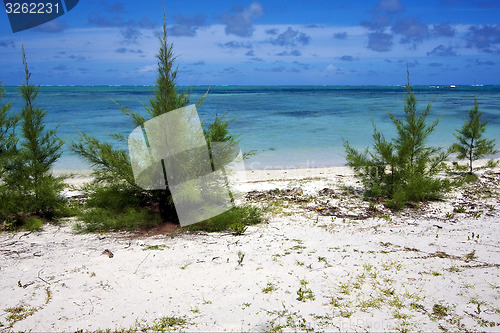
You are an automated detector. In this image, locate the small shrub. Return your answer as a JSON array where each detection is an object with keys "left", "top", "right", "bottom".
[
  {"left": 452, "top": 96, "right": 497, "bottom": 174},
  {"left": 297, "top": 279, "right": 315, "bottom": 302},
  {"left": 464, "top": 173, "right": 478, "bottom": 183},
  {"left": 343, "top": 67, "right": 448, "bottom": 209},
  {"left": 432, "top": 303, "right": 449, "bottom": 318},
  {"left": 147, "top": 316, "right": 188, "bottom": 331},
  {"left": 23, "top": 217, "right": 43, "bottom": 231},
  {"left": 262, "top": 282, "right": 277, "bottom": 294},
  {"left": 5, "top": 304, "right": 37, "bottom": 326},
  {"left": 230, "top": 222, "right": 248, "bottom": 235}
]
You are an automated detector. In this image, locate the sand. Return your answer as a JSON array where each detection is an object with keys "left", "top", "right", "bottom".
[{"left": 1, "top": 161, "right": 500, "bottom": 332}]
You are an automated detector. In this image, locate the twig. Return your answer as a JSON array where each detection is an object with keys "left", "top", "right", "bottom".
[
  {"left": 19, "top": 231, "right": 32, "bottom": 239},
  {"left": 37, "top": 269, "right": 51, "bottom": 285},
  {"left": 88, "top": 298, "right": 94, "bottom": 315},
  {"left": 134, "top": 252, "right": 151, "bottom": 274}
]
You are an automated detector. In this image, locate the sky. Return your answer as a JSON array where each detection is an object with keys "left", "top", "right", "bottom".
[{"left": 0, "top": 0, "right": 500, "bottom": 85}]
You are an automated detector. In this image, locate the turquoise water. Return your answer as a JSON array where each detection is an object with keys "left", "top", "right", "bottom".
[{"left": 3, "top": 85, "right": 500, "bottom": 170}]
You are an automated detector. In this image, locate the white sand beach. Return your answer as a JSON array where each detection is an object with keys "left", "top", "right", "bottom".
[{"left": 1, "top": 161, "right": 500, "bottom": 332}]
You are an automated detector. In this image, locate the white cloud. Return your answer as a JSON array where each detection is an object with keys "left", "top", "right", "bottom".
[{"left": 135, "top": 64, "right": 156, "bottom": 73}]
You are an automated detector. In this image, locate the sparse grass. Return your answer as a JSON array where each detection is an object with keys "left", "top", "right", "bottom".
[
  {"left": 381, "top": 260, "right": 402, "bottom": 271},
  {"left": 264, "top": 306, "right": 315, "bottom": 333},
  {"left": 469, "top": 211, "right": 482, "bottom": 219},
  {"left": 23, "top": 217, "right": 44, "bottom": 231},
  {"left": 380, "top": 286, "right": 395, "bottom": 296},
  {"left": 465, "top": 250, "right": 477, "bottom": 261},
  {"left": 389, "top": 295, "right": 404, "bottom": 309},
  {"left": 354, "top": 273, "right": 366, "bottom": 289},
  {"left": 358, "top": 297, "right": 383, "bottom": 311},
  {"left": 146, "top": 316, "right": 188, "bottom": 331},
  {"left": 432, "top": 303, "right": 449, "bottom": 319},
  {"left": 237, "top": 250, "right": 245, "bottom": 266},
  {"left": 296, "top": 279, "right": 315, "bottom": 302},
  {"left": 363, "top": 263, "right": 373, "bottom": 271},
  {"left": 447, "top": 266, "right": 462, "bottom": 273},
  {"left": 262, "top": 282, "right": 277, "bottom": 294},
  {"left": 462, "top": 282, "right": 475, "bottom": 289},
  {"left": 5, "top": 304, "right": 38, "bottom": 327},
  {"left": 393, "top": 309, "right": 411, "bottom": 320},
  {"left": 470, "top": 298, "right": 486, "bottom": 314},
  {"left": 229, "top": 222, "right": 248, "bottom": 235},
  {"left": 143, "top": 245, "right": 167, "bottom": 251},
  {"left": 330, "top": 296, "right": 343, "bottom": 308},
  {"left": 410, "top": 302, "right": 425, "bottom": 311},
  {"left": 339, "top": 308, "right": 354, "bottom": 318},
  {"left": 489, "top": 283, "right": 500, "bottom": 290},
  {"left": 339, "top": 282, "right": 351, "bottom": 295}
]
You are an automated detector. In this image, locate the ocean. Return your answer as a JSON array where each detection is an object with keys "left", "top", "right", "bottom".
[{"left": 3, "top": 85, "right": 500, "bottom": 170}]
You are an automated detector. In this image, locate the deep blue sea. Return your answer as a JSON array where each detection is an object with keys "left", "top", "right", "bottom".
[{"left": 3, "top": 85, "right": 500, "bottom": 170}]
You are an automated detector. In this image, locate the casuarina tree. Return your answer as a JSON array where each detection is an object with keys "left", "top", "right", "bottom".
[{"left": 452, "top": 96, "right": 497, "bottom": 174}]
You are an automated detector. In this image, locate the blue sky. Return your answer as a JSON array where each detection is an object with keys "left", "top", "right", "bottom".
[{"left": 1, "top": 0, "right": 500, "bottom": 85}]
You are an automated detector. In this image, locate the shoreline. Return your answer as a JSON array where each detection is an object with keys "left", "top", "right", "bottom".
[{"left": 53, "top": 157, "right": 499, "bottom": 186}]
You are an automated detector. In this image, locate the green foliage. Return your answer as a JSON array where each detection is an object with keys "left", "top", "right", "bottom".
[
  {"left": 262, "top": 282, "right": 277, "bottom": 293},
  {"left": 230, "top": 222, "right": 248, "bottom": 235},
  {"left": 23, "top": 217, "right": 43, "bottom": 231},
  {"left": 344, "top": 67, "right": 448, "bottom": 209},
  {"left": 74, "top": 184, "right": 161, "bottom": 232},
  {"left": 0, "top": 82, "right": 18, "bottom": 178},
  {"left": 0, "top": 46, "right": 66, "bottom": 228},
  {"left": 432, "top": 303, "right": 449, "bottom": 318},
  {"left": 185, "top": 205, "right": 262, "bottom": 232},
  {"left": 76, "top": 207, "right": 160, "bottom": 233},
  {"left": 452, "top": 96, "right": 497, "bottom": 174},
  {"left": 486, "top": 159, "right": 499, "bottom": 169}
]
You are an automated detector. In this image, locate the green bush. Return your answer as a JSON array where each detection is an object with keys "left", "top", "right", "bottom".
[
  {"left": 185, "top": 205, "right": 262, "bottom": 233},
  {"left": 76, "top": 207, "right": 160, "bottom": 233},
  {"left": 343, "top": 67, "right": 449, "bottom": 209}
]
